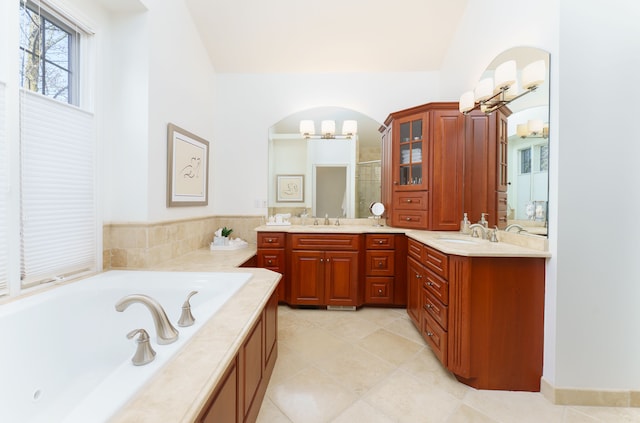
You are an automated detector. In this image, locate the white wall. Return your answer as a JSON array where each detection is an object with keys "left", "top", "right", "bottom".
[
  {"left": 554, "top": 1, "right": 640, "bottom": 389},
  {"left": 442, "top": 0, "right": 640, "bottom": 392},
  {"left": 212, "top": 72, "right": 440, "bottom": 215}
]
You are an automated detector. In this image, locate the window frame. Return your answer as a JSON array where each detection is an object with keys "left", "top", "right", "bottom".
[{"left": 19, "top": 0, "right": 80, "bottom": 106}]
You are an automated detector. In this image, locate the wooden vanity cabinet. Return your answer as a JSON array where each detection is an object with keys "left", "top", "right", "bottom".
[
  {"left": 382, "top": 102, "right": 464, "bottom": 231},
  {"left": 407, "top": 237, "right": 545, "bottom": 392},
  {"left": 463, "top": 108, "right": 511, "bottom": 229},
  {"left": 257, "top": 232, "right": 286, "bottom": 301},
  {"left": 288, "top": 233, "right": 362, "bottom": 307},
  {"left": 364, "top": 233, "right": 407, "bottom": 306},
  {"left": 197, "top": 289, "right": 278, "bottom": 423}
]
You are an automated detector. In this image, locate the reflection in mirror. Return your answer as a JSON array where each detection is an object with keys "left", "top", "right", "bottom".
[
  {"left": 268, "top": 107, "right": 383, "bottom": 219},
  {"left": 483, "top": 47, "right": 550, "bottom": 236}
]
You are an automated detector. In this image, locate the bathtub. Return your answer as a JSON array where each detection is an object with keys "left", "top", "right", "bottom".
[{"left": 0, "top": 270, "right": 252, "bottom": 423}]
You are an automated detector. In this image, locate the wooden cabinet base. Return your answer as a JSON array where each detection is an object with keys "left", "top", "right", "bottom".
[{"left": 197, "top": 290, "right": 278, "bottom": 423}]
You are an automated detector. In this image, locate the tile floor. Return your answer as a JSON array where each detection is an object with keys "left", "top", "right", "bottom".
[{"left": 256, "top": 306, "right": 640, "bottom": 423}]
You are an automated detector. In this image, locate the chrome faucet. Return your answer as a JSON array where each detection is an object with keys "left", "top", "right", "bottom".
[
  {"left": 335, "top": 217, "right": 340, "bottom": 226},
  {"left": 505, "top": 223, "right": 526, "bottom": 233},
  {"left": 115, "top": 294, "right": 179, "bottom": 345},
  {"left": 468, "top": 223, "right": 488, "bottom": 239},
  {"left": 324, "top": 214, "right": 330, "bottom": 225}
]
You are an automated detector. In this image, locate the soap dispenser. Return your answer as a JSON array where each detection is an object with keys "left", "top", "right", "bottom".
[
  {"left": 460, "top": 213, "right": 471, "bottom": 234},
  {"left": 478, "top": 213, "right": 489, "bottom": 228}
]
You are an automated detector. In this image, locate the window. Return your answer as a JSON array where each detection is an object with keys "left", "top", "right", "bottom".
[
  {"left": 520, "top": 147, "right": 531, "bottom": 175},
  {"left": 10, "top": 1, "right": 96, "bottom": 293},
  {"left": 538, "top": 144, "right": 549, "bottom": 172},
  {"left": 19, "top": 0, "right": 79, "bottom": 105}
]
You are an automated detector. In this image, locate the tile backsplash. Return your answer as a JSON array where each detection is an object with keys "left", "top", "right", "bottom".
[{"left": 103, "top": 215, "right": 262, "bottom": 270}]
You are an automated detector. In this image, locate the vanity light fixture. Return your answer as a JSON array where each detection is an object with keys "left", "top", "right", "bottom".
[
  {"left": 516, "top": 119, "right": 549, "bottom": 138},
  {"left": 299, "top": 119, "right": 358, "bottom": 139},
  {"left": 459, "top": 59, "right": 546, "bottom": 115}
]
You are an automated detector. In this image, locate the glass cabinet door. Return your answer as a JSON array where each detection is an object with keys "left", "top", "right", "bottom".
[{"left": 396, "top": 115, "right": 426, "bottom": 189}]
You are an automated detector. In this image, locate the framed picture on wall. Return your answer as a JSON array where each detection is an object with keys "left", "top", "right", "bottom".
[
  {"left": 167, "top": 123, "right": 209, "bottom": 207},
  {"left": 276, "top": 174, "right": 304, "bottom": 202}
]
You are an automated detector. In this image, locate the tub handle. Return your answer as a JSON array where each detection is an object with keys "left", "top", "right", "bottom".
[
  {"left": 126, "top": 328, "right": 156, "bottom": 366},
  {"left": 178, "top": 291, "right": 199, "bottom": 327}
]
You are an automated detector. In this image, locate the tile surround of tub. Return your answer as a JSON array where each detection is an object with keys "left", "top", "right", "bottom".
[{"left": 103, "top": 215, "right": 262, "bottom": 270}]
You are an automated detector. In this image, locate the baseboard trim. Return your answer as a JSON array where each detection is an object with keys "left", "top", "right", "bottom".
[{"left": 541, "top": 378, "right": 640, "bottom": 407}]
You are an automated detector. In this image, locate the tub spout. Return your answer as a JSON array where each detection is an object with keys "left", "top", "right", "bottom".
[{"left": 115, "top": 294, "right": 179, "bottom": 345}]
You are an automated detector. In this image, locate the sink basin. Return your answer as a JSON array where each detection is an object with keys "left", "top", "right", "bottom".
[{"left": 436, "top": 237, "right": 478, "bottom": 245}]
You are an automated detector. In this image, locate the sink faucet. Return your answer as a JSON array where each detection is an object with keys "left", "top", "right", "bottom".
[
  {"left": 115, "top": 294, "right": 179, "bottom": 345},
  {"left": 505, "top": 223, "right": 526, "bottom": 233},
  {"left": 468, "top": 223, "right": 488, "bottom": 240},
  {"left": 324, "top": 213, "right": 330, "bottom": 225}
]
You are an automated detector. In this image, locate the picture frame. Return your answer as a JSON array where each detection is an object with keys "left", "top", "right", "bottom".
[
  {"left": 167, "top": 123, "right": 209, "bottom": 207},
  {"left": 276, "top": 174, "right": 304, "bottom": 202}
]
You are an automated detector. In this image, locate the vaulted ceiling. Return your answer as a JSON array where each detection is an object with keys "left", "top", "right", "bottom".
[{"left": 185, "top": 0, "right": 469, "bottom": 73}]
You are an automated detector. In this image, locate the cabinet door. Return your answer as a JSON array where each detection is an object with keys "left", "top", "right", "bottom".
[
  {"left": 430, "top": 109, "right": 464, "bottom": 230},
  {"left": 407, "top": 257, "right": 424, "bottom": 329},
  {"left": 393, "top": 113, "right": 428, "bottom": 190},
  {"left": 290, "top": 251, "right": 324, "bottom": 305},
  {"left": 200, "top": 358, "right": 239, "bottom": 423},
  {"left": 325, "top": 251, "right": 359, "bottom": 306}
]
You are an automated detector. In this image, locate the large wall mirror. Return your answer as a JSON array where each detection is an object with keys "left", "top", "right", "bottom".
[
  {"left": 268, "top": 107, "right": 383, "bottom": 219},
  {"left": 483, "top": 47, "right": 550, "bottom": 236}
]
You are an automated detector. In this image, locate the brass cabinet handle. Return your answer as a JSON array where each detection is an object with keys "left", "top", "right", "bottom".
[
  {"left": 267, "top": 238, "right": 273, "bottom": 243},
  {"left": 406, "top": 199, "right": 412, "bottom": 203},
  {"left": 426, "top": 332, "right": 434, "bottom": 337},
  {"left": 427, "top": 281, "right": 434, "bottom": 286},
  {"left": 378, "top": 289, "right": 383, "bottom": 294},
  {"left": 267, "top": 260, "right": 272, "bottom": 265},
  {"left": 378, "top": 240, "right": 383, "bottom": 244},
  {"left": 378, "top": 262, "right": 383, "bottom": 268},
  {"left": 416, "top": 273, "right": 422, "bottom": 278},
  {"left": 406, "top": 217, "right": 412, "bottom": 221}
]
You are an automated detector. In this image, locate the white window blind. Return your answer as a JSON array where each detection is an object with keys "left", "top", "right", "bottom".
[
  {"left": 20, "top": 89, "right": 95, "bottom": 287},
  {"left": 0, "top": 82, "right": 8, "bottom": 295}
]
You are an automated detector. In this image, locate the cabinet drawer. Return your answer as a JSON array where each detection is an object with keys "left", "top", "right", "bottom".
[
  {"left": 365, "top": 234, "right": 395, "bottom": 249},
  {"left": 365, "top": 277, "right": 394, "bottom": 304},
  {"left": 258, "top": 232, "right": 285, "bottom": 248},
  {"left": 392, "top": 210, "right": 428, "bottom": 228},
  {"left": 365, "top": 251, "right": 395, "bottom": 276},
  {"left": 257, "top": 249, "right": 285, "bottom": 272},
  {"left": 423, "top": 287, "right": 448, "bottom": 329},
  {"left": 290, "top": 234, "right": 360, "bottom": 250},
  {"left": 407, "top": 238, "right": 423, "bottom": 261},
  {"left": 393, "top": 191, "right": 428, "bottom": 210},
  {"left": 423, "top": 267, "right": 448, "bottom": 305},
  {"left": 424, "top": 245, "right": 448, "bottom": 279},
  {"left": 422, "top": 312, "right": 448, "bottom": 366}
]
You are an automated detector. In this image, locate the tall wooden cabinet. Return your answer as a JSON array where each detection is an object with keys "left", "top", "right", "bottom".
[
  {"left": 381, "top": 102, "right": 464, "bottom": 231},
  {"left": 463, "top": 108, "right": 511, "bottom": 229}
]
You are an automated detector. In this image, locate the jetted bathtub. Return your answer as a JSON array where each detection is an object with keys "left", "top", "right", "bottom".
[{"left": 0, "top": 270, "right": 252, "bottom": 423}]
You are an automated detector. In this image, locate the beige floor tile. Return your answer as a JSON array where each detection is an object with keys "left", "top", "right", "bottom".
[
  {"left": 267, "top": 343, "right": 310, "bottom": 387},
  {"left": 314, "top": 343, "right": 397, "bottom": 396},
  {"left": 255, "top": 397, "right": 293, "bottom": 423},
  {"left": 356, "top": 328, "right": 424, "bottom": 366},
  {"left": 268, "top": 366, "right": 358, "bottom": 423},
  {"left": 260, "top": 307, "right": 640, "bottom": 423},
  {"left": 463, "top": 389, "right": 565, "bottom": 423},
  {"left": 383, "top": 313, "right": 428, "bottom": 345},
  {"left": 364, "top": 368, "right": 461, "bottom": 422},
  {"left": 567, "top": 405, "right": 640, "bottom": 422},
  {"left": 279, "top": 325, "right": 350, "bottom": 363},
  {"left": 315, "top": 311, "right": 382, "bottom": 342},
  {"left": 331, "top": 399, "right": 396, "bottom": 423},
  {"left": 445, "top": 404, "right": 499, "bottom": 423}
]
